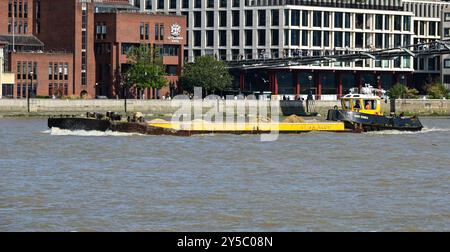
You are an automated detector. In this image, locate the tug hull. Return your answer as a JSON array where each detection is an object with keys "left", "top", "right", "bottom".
[{"left": 327, "top": 109, "right": 423, "bottom": 132}]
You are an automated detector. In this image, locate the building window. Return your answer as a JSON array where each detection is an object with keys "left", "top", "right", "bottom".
[
  {"left": 145, "top": 24, "right": 149, "bottom": 40},
  {"left": 159, "top": 24, "right": 164, "bottom": 40},
  {"left": 429, "top": 22, "right": 436, "bottom": 36},
  {"left": 291, "top": 30, "right": 299, "bottom": 46},
  {"left": 232, "top": 30, "right": 239, "bottom": 46},
  {"left": 271, "top": 29, "right": 279, "bottom": 46},
  {"left": 302, "top": 30, "right": 308, "bottom": 46},
  {"left": 444, "top": 59, "right": 450, "bottom": 69},
  {"left": 146, "top": 0, "right": 152, "bottom": 9},
  {"left": 53, "top": 63, "right": 58, "bottom": 80},
  {"left": 445, "top": 13, "right": 450, "bottom": 22},
  {"left": 444, "top": 28, "right": 450, "bottom": 38},
  {"left": 82, "top": 72, "right": 87, "bottom": 86},
  {"left": 219, "top": 11, "right": 227, "bottom": 27},
  {"left": 232, "top": 10, "right": 239, "bottom": 27},
  {"left": 291, "top": 10, "right": 300, "bottom": 26},
  {"left": 313, "top": 11, "right": 321, "bottom": 27},
  {"left": 312, "top": 31, "right": 321, "bottom": 47},
  {"left": 64, "top": 63, "right": 69, "bottom": 80},
  {"left": 335, "top": 12, "right": 343, "bottom": 28},
  {"left": 170, "top": 0, "right": 177, "bottom": 9},
  {"left": 245, "top": 10, "right": 253, "bottom": 27},
  {"left": 157, "top": 0, "right": 164, "bottom": 9},
  {"left": 394, "top": 15, "right": 401, "bottom": 31},
  {"left": 375, "top": 15, "right": 382, "bottom": 30},
  {"left": 48, "top": 63, "right": 52, "bottom": 80},
  {"left": 182, "top": 0, "right": 189, "bottom": 9},
  {"left": 166, "top": 65, "right": 178, "bottom": 76},
  {"left": 302, "top": 10, "right": 308, "bottom": 27},
  {"left": 271, "top": 10, "right": 279, "bottom": 26},
  {"left": 207, "top": 11, "right": 214, "bottom": 27},
  {"left": 17, "top": 62, "right": 21, "bottom": 80},
  {"left": 162, "top": 45, "right": 179, "bottom": 56},
  {"left": 258, "top": 10, "right": 266, "bottom": 26},
  {"left": 194, "top": 11, "right": 201, "bottom": 27},
  {"left": 245, "top": 30, "right": 252, "bottom": 46},
  {"left": 323, "top": 31, "right": 330, "bottom": 47},
  {"left": 59, "top": 63, "right": 63, "bottom": 80},
  {"left": 155, "top": 23, "right": 159, "bottom": 40},
  {"left": 140, "top": 23, "right": 144, "bottom": 40},
  {"left": 207, "top": 30, "right": 214, "bottom": 47},
  {"left": 194, "top": 31, "right": 201, "bottom": 47},
  {"left": 219, "top": 30, "right": 226, "bottom": 46}
]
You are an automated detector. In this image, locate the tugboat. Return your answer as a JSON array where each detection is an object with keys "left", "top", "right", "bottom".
[{"left": 327, "top": 84, "right": 423, "bottom": 132}]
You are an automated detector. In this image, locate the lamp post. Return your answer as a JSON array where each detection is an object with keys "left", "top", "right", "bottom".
[
  {"left": 28, "top": 71, "right": 33, "bottom": 113},
  {"left": 307, "top": 75, "right": 313, "bottom": 113},
  {"left": 377, "top": 75, "right": 381, "bottom": 96},
  {"left": 120, "top": 73, "right": 127, "bottom": 114},
  {"left": 401, "top": 75, "right": 406, "bottom": 100}
]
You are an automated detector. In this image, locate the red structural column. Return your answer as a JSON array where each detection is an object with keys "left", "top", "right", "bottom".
[
  {"left": 315, "top": 72, "right": 322, "bottom": 100},
  {"left": 294, "top": 71, "right": 300, "bottom": 96},
  {"left": 336, "top": 72, "right": 342, "bottom": 99},
  {"left": 239, "top": 72, "right": 245, "bottom": 91},
  {"left": 274, "top": 72, "right": 279, "bottom": 95}
]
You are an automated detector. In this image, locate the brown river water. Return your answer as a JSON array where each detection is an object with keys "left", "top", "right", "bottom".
[{"left": 0, "top": 118, "right": 449, "bottom": 231}]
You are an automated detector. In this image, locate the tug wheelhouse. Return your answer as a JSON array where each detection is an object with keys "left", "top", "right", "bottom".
[{"left": 340, "top": 94, "right": 382, "bottom": 116}]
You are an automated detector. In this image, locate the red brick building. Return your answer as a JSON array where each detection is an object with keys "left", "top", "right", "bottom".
[
  {"left": 10, "top": 51, "right": 73, "bottom": 98},
  {"left": 0, "top": 0, "right": 34, "bottom": 35},
  {"left": 94, "top": 12, "right": 186, "bottom": 99},
  {"left": 36, "top": 0, "right": 96, "bottom": 98},
  {"left": 0, "top": 0, "right": 186, "bottom": 99}
]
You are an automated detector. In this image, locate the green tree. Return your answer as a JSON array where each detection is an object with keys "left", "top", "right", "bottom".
[
  {"left": 180, "top": 56, "right": 233, "bottom": 95},
  {"left": 426, "top": 83, "right": 449, "bottom": 99},
  {"left": 388, "top": 83, "right": 419, "bottom": 99},
  {"left": 124, "top": 45, "right": 167, "bottom": 98}
]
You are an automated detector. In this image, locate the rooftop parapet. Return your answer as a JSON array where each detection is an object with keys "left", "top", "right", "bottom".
[{"left": 248, "top": 0, "right": 404, "bottom": 11}]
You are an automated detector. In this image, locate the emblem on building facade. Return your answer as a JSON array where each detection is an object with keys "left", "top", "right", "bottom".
[{"left": 171, "top": 23, "right": 182, "bottom": 38}]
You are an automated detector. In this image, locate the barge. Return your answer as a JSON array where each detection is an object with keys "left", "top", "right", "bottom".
[{"left": 48, "top": 112, "right": 348, "bottom": 136}]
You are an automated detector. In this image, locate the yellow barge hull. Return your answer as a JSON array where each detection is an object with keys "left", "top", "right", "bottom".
[{"left": 147, "top": 121, "right": 347, "bottom": 134}]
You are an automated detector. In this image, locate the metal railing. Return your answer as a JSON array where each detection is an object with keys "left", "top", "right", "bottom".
[{"left": 224, "top": 40, "right": 450, "bottom": 69}]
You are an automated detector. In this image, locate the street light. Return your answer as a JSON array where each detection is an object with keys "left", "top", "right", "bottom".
[
  {"left": 120, "top": 72, "right": 128, "bottom": 113},
  {"left": 401, "top": 75, "right": 406, "bottom": 100},
  {"left": 377, "top": 76, "right": 382, "bottom": 97},
  {"left": 28, "top": 71, "right": 33, "bottom": 113},
  {"left": 307, "top": 75, "right": 313, "bottom": 113},
  {"left": 307, "top": 75, "right": 313, "bottom": 100}
]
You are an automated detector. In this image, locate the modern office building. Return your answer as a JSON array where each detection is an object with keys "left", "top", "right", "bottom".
[
  {"left": 440, "top": 5, "right": 450, "bottom": 90},
  {"left": 129, "top": 0, "right": 450, "bottom": 99}
]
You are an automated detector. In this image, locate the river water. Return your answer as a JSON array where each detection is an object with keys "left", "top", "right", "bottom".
[{"left": 0, "top": 118, "right": 449, "bottom": 231}]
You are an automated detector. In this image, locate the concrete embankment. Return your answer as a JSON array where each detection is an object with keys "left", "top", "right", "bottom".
[
  {"left": 394, "top": 99, "right": 450, "bottom": 116},
  {"left": 0, "top": 98, "right": 448, "bottom": 117}
]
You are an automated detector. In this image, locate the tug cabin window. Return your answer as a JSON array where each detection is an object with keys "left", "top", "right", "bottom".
[
  {"left": 363, "top": 100, "right": 377, "bottom": 110},
  {"left": 342, "top": 99, "right": 351, "bottom": 109}
]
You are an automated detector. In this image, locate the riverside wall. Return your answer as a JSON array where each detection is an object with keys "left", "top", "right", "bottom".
[{"left": 0, "top": 99, "right": 448, "bottom": 117}]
